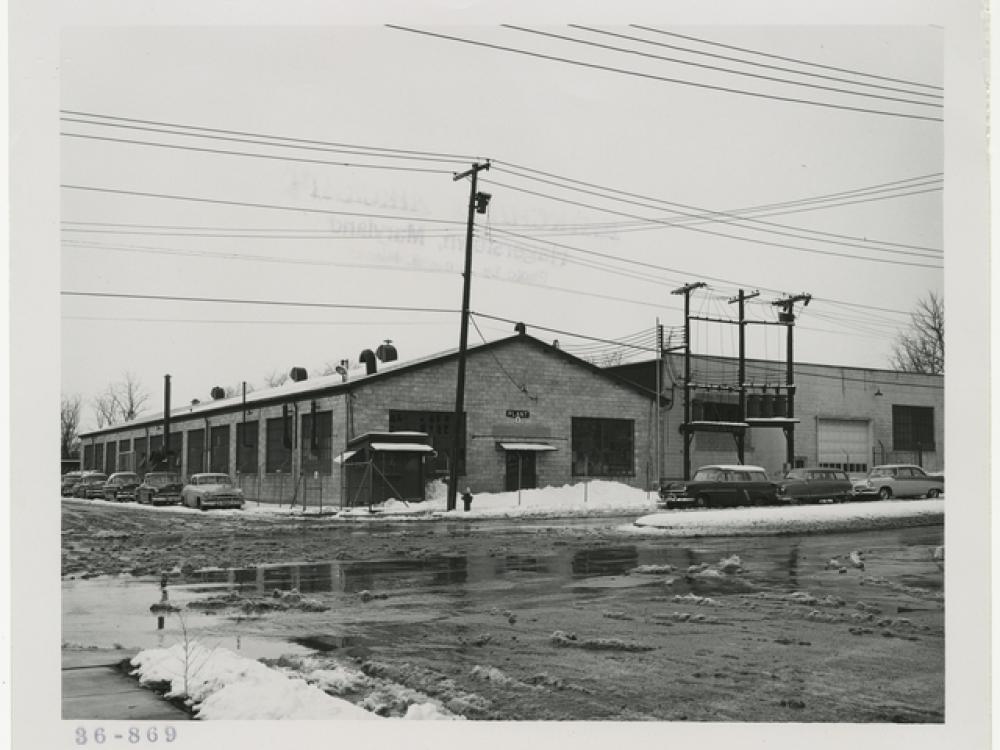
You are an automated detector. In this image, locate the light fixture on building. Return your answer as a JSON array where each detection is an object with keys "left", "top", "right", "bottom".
[{"left": 874, "top": 387, "right": 884, "bottom": 397}]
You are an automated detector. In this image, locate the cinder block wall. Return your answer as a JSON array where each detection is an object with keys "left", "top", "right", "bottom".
[{"left": 350, "top": 337, "right": 656, "bottom": 494}]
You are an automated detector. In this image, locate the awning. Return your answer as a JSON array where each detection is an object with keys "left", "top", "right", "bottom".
[
  {"left": 333, "top": 450, "right": 358, "bottom": 464},
  {"left": 498, "top": 442, "right": 557, "bottom": 452},
  {"left": 369, "top": 442, "right": 436, "bottom": 453}
]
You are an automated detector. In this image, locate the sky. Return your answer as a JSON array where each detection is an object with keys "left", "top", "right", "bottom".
[{"left": 59, "top": 24, "right": 944, "bottom": 432}]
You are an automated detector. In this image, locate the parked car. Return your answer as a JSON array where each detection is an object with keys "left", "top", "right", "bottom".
[
  {"left": 776, "top": 468, "right": 854, "bottom": 504},
  {"left": 135, "top": 472, "right": 184, "bottom": 506},
  {"left": 181, "top": 473, "right": 245, "bottom": 511},
  {"left": 72, "top": 472, "right": 108, "bottom": 499},
  {"left": 61, "top": 471, "right": 85, "bottom": 497},
  {"left": 658, "top": 465, "right": 778, "bottom": 509},
  {"left": 853, "top": 464, "right": 944, "bottom": 500},
  {"left": 102, "top": 472, "right": 141, "bottom": 502}
]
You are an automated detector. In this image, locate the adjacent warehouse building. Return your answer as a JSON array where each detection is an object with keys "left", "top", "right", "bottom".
[{"left": 76, "top": 328, "right": 944, "bottom": 506}]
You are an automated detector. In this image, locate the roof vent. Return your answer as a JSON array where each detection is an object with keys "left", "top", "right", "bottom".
[
  {"left": 514, "top": 322, "right": 526, "bottom": 334},
  {"left": 335, "top": 359, "right": 349, "bottom": 382},
  {"left": 210, "top": 386, "right": 226, "bottom": 400},
  {"left": 359, "top": 349, "right": 377, "bottom": 375},
  {"left": 376, "top": 340, "right": 397, "bottom": 362},
  {"left": 289, "top": 367, "right": 308, "bottom": 382},
  {"left": 191, "top": 398, "right": 201, "bottom": 406}
]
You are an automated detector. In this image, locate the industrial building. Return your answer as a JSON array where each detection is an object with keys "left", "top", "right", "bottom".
[{"left": 76, "top": 328, "right": 944, "bottom": 506}]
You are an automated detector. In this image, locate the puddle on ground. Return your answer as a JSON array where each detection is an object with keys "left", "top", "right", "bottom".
[{"left": 64, "top": 524, "right": 942, "bottom": 660}]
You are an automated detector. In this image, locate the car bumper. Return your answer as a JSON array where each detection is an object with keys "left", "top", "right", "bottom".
[
  {"left": 150, "top": 494, "right": 182, "bottom": 505},
  {"left": 199, "top": 497, "right": 244, "bottom": 509},
  {"left": 657, "top": 495, "right": 696, "bottom": 509}
]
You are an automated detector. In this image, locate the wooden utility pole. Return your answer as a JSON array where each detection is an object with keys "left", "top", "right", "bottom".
[
  {"left": 728, "top": 289, "right": 759, "bottom": 464},
  {"left": 671, "top": 281, "right": 706, "bottom": 480},
  {"left": 772, "top": 293, "right": 811, "bottom": 470},
  {"left": 447, "top": 161, "right": 491, "bottom": 512}
]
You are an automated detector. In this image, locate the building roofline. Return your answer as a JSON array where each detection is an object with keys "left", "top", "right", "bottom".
[{"left": 79, "top": 333, "right": 663, "bottom": 439}]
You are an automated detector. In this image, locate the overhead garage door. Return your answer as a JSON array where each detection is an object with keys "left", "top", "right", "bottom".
[{"left": 817, "top": 419, "right": 870, "bottom": 473}]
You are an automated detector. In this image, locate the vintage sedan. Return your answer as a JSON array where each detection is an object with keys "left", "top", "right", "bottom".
[
  {"left": 658, "top": 465, "right": 778, "bottom": 509},
  {"left": 61, "top": 471, "right": 85, "bottom": 497},
  {"left": 854, "top": 464, "right": 944, "bottom": 500},
  {"left": 135, "top": 472, "right": 184, "bottom": 506},
  {"left": 72, "top": 472, "right": 108, "bottom": 499},
  {"left": 776, "top": 468, "right": 854, "bottom": 504},
  {"left": 103, "top": 472, "right": 142, "bottom": 502},
  {"left": 181, "top": 473, "right": 245, "bottom": 511}
]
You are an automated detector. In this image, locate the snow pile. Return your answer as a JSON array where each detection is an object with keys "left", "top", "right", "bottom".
[
  {"left": 427, "top": 480, "right": 655, "bottom": 518},
  {"left": 131, "top": 641, "right": 375, "bottom": 720},
  {"left": 632, "top": 498, "right": 944, "bottom": 536}
]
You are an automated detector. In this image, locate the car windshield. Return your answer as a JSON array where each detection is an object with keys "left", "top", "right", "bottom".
[
  {"left": 198, "top": 475, "right": 232, "bottom": 485},
  {"left": 86, "top": 475, "right": 107, "bottom": 483},
  {"left": 147, "top": 474, "right": 180, "bottom": 487},
  {"left": 785, "top": 470, "right": 805, "bottom": 480}
]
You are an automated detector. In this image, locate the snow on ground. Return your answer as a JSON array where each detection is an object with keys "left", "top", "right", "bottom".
[
  {"left": 67, "top": 484, "right": 945, "bottom": 533},
  {"left": 630, "top": 498, "right": 944, "bottom": 536},
  {"left": 130, "top": 641, "right": 455, "bottom": 719}
]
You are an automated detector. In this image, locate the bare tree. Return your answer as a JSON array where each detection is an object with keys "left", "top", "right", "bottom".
[
  {"left": 262, "top": 370, "right": 289, "bottom": 388},
  {"left": 223, "top": 383, "right": 255, "bottom": 398},
  {"left": 92, "top": 372, "right": 151, "bottom": 427},
  {"left": 890, "top": 292, "right": 944, "bottom": 375},
  {"left": 61, "top": 393, "right": 82, "bottom": 458}
]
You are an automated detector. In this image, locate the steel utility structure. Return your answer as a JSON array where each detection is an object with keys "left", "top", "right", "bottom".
[{"left": 671, "top": 283, "right": 811, "bottom": 481}]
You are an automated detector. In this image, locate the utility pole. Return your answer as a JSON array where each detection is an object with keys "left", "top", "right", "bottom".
[
  {"left": 655, "top": 320, "right": 662, "bottom": 487},
  {"left": 671, "top": 281, "right": 706, "bottom": 480},
  {"left": 727, "top": 289, "right": 759, "bottom": 464},
  {"left": 447, "top": 161, "right": 491, "bottom": 512},
  {"left": 772, "top": 293, "right": 811, "bottom": 470}
]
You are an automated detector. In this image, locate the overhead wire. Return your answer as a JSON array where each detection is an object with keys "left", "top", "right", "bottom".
[
  {"left": 630, "top": 26, "right": 943, "bottom": 91},
  {"left": 502, "top": 25, "right": 941, "bottom": 109},
  {"left": 386, "top": 25, "right": 943, "bottom": 122},
  {"left": 570, "top": 25, "right": 942, "bottom": 99}
]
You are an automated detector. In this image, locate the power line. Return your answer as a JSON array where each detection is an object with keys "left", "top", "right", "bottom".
[
  {"left": 60, "top": 290, "right": 460, "bottom": 314},
  {"left": 570, "top": 25, "right": 943, "bottom": 99},
  {"left": 61, "top": 110, "right": 483, "bottom": 163},
  {"left": 61, "top": 184, "right": 466, "bottom": 226},
  {"left": 63, "top": 315, "right": 448, "bottom": 326},
  {"left": 494, "top": 162, "right": 943, "bottom": 253},
  {"left": 485, "top": 179, "right": 943, "bottom": 269},
  {"left": 61, "top": 132, "right": 458, "bottom": 175},
  {"left": 470, "top": 312, "right": 657, "bottom": 352},
  {"left": 386, "top": 25, "right": 943, "bottom": 122},
  {"left": 502, "top": 25, "right": 941, "bottom": 109},
  {"left": 631, "top": 26, "right": 943, "bottom": 91},
  {"left": 489, "top": 167, "right": 942, "bottom": 260}
]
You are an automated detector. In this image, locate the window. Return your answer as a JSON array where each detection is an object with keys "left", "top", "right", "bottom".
[
  {"left": 571, "top": 417, "right": 634, "bottom": 477},
  {"left": 388, "top": 410, "right": 465, "bottom": 475},
  {"left": 266, "top": 417, "right": 292, "bottom": 473},
  {"left": 892, "top": 405, "right": 935, "bottom": 451},
  {"left": 210, "top": 425, "right": 230, "bottom": 474},
  {"left": 301, "top": 411, "right": 333, "bottom": 476},
  {"left": 134, "top": 437, "right": 147, "bottom": 471},
  {"left": 83, "top": 444, "right": 94, "bottom": 470},
  {"left": 94, "top": 443, "right": 104, "bottom": 473},
  {"left": 236, "top": 421, "right": 258, "bottom": 474},
  {"left": 187, "top": 429, "right": 205, "bottom": 475}
]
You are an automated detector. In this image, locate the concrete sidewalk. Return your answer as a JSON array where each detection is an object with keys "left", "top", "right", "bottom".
[{"left": 62, "top": 649, "right": 191, "bottom": 721}]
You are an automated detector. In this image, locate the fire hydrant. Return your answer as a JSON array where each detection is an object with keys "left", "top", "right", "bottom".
[{"left": 461, "top": 487, "right": 473, "bottom": 512}]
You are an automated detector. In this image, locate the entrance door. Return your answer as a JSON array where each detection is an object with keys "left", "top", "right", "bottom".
[{"left": 504, "top": 452, "right": 537, "bottom": 491}]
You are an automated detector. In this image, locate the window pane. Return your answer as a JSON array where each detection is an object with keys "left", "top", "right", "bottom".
[
  {"left": 266, "top": 417, "right": 292, "bottom": 473},
  {"left": 571, "top": 417, "right": 634, "bottom": 476},
  {"left": 301, "top": 411, "right": 333, "bottom": 476},
  {"left": 388, "top": 410, "right": 464, "bottom": 475},
  {"left": 236, "top": 421, "right": 259, "bottom": 474},
  {"left": 892, "top": 405, "right": 935, "bottom": 451}
]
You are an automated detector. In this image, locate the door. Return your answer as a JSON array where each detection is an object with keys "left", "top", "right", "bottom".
[
  {"left": 817, "top": 419, "right": 870, "bottom": 472},
  {"left": 504, "top": 452, "right": 537, "bottom": 491}
]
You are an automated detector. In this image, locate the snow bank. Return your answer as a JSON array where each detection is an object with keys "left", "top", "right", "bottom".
[
  {"left": 632, "top": 499, "right": 944, "bottom": 536},
  {"left": 427, "top": 480, "right": 655, "bottom": 519},
  {"left": 131, "top": 641, "right": 375, "bottom": 720}
]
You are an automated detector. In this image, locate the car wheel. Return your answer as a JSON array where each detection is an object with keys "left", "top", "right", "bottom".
[
  {"left": 197, "top": 497, "right": 204, "bottom": 511},
  {"left": 927, "top": 488, "right": 940, "bottom": 499},
  {"left": 878, "top": 486, "right": 892, "bottom": 500},
  {"left": 695, "top": 494, "right": 708, "bottom": 509}
]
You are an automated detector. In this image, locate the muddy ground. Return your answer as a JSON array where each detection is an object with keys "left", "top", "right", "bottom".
[{"left": 62, "top": 500, "right": 944, "bottom": 722}]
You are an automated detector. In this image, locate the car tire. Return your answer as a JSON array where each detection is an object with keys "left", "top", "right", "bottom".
[
  {"left": 878, "top": 486, "right": 892, "bottom": 500},
  {"left": 695, "top": 494, "right": 708, "bottom": 509},
  {"left": 927, "top": 488, "right": 940, "bottom": 499},
  {"left": 197, "top": 497, "right": 204, "bottom": 511}
]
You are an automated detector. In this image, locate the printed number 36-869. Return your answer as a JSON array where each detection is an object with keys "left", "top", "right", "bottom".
[{"left": 75, "top": 727, "right": 178, "bottom": 744}]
